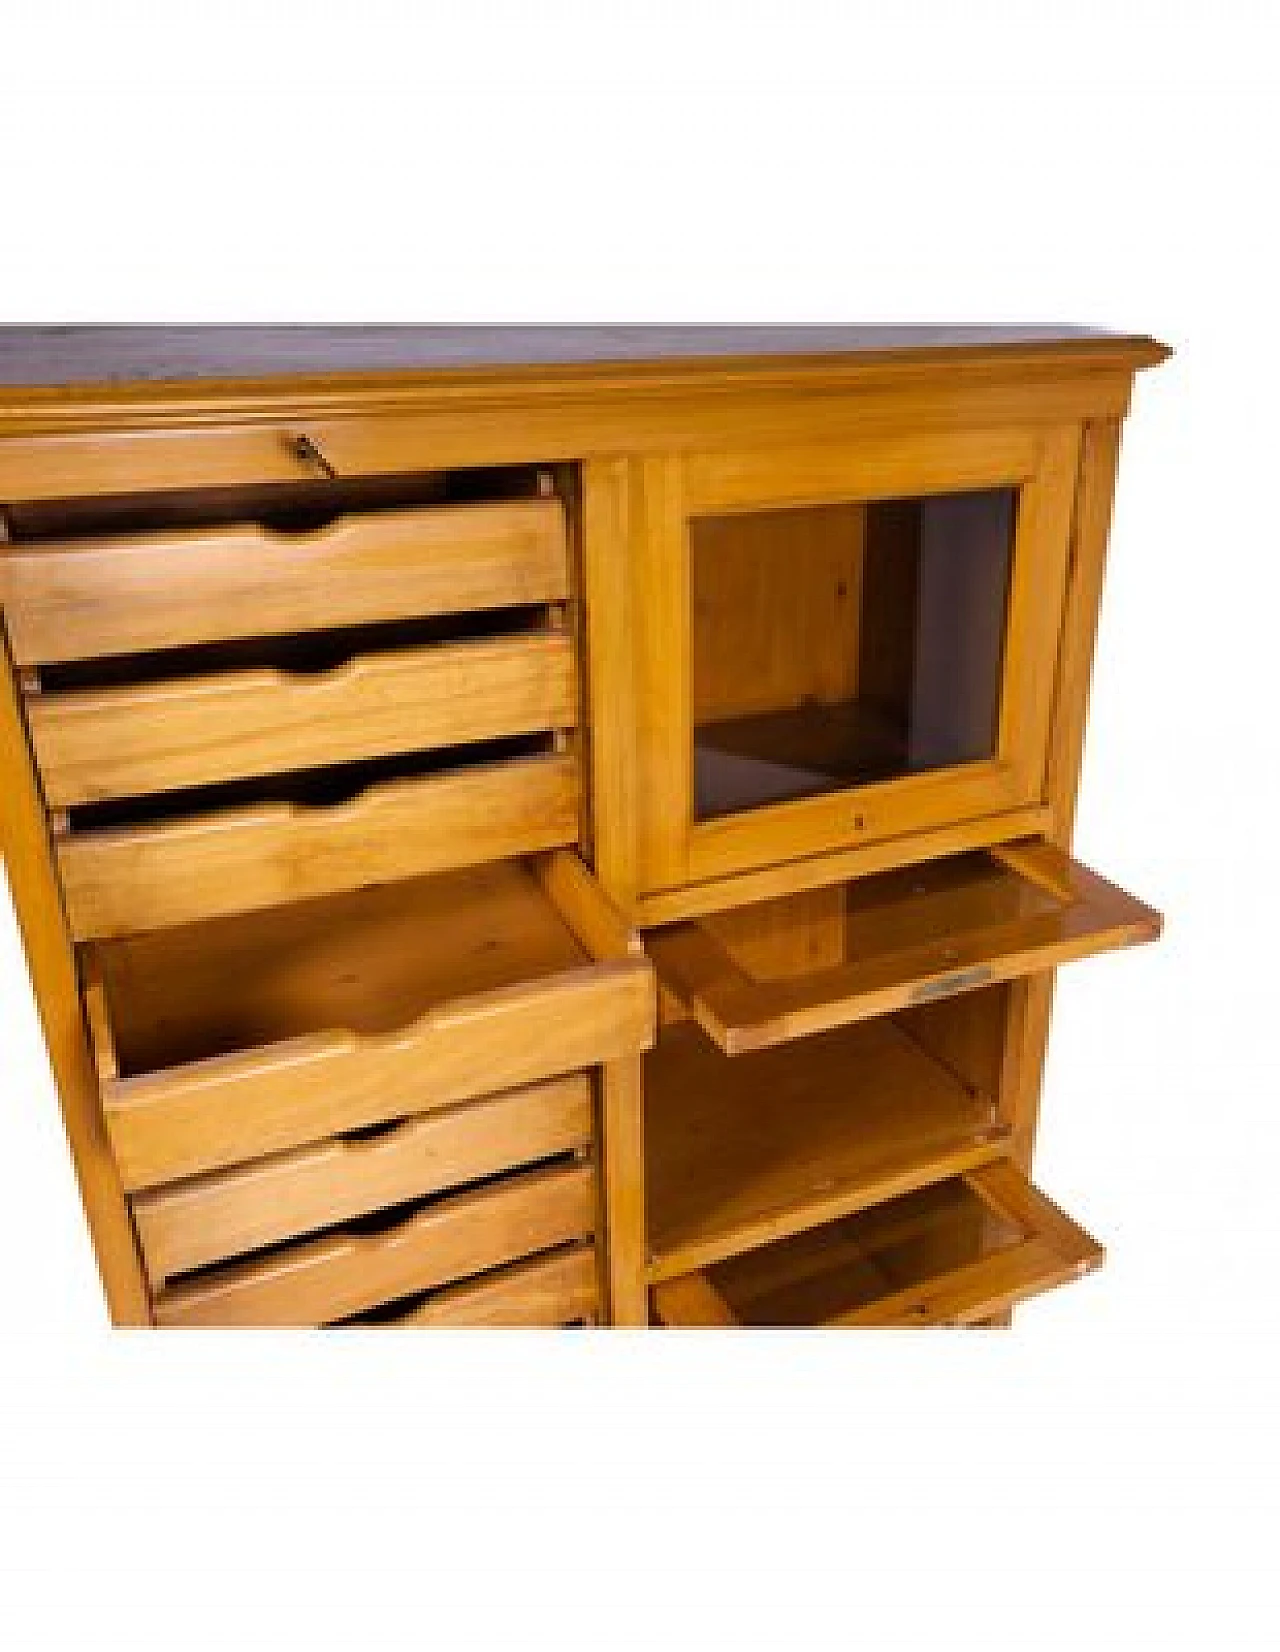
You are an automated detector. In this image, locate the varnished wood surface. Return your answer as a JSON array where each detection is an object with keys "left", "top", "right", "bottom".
[
  {"left": 0, "top": 639, "right": 152, "bottom": 1322},
  {"left": 0, "top": 333, "right": 1167, "bottom": 1327},
  {"left": 0, "top": 326, "right": 1162, "bottom": 392},
  {"left": 92, "top": 856, "right": 654, "bottom": 1188},
  {"left": 131, "top": 1072, "right": 594, "bottom": 1286},
  {"left": 645, "top": 1017, "right": 1007, "bottom": 1282},
  {"left": 153, "top": 1158, "right": 596, "bottom": 1329},
  {"left": 654, "top": 1162, "right": 1103, "bottom": 1328},
  {"left": 370, "top": 1242, "right": 598, "bottom": 1328},
  {"left": 28, "top": 631, "right": 577, "bottom": 807},
  {"left": 0, "top": 499, "right": 568, "bottom": 667},
  {"left": 59, "top": 752, "right": 581, "bottom": 939},
  {"left": 648, "top": 843, "right": 1162, "bottom": 1057}
]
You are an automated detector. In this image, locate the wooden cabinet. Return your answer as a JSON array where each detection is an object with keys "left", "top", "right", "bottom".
[{"left": 0, "top": 326, "right": 1167, "bottom": 1327}]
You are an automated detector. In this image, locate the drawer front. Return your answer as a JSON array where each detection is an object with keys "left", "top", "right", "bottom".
[
  {"left": 153, "top": 1160, "right": 596, "bottom": 1328},
  {"left": 373, "top": 1243, "right": 598, "bottom": 1328},
  {"left": 29, "top": 631, "right": 578, "bottom": 807},
  {"left": 104, "top": 959, "right": 653, "bottom": 1191},
  {"left": 651, "top": 1162, "right": 1103, "bottom": 1329},
  {"left": 59, "top": 753, "right": 579, "bottom": 939},
  {"left": 0, "top": 498, "right": 569, "bottom": 666},
  {"left": 132, "top": 1073, "right": 594, "bottom": 1286}
]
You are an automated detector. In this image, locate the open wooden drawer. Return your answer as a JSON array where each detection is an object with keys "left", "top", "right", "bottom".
[
  {"left": 85, "top": 850, "right": 655, "bottom": 1191},
  {"left": 651, "top": 1161, "right": 1103, "bottom": 1328},
  {"left": 647, "top": 841, "right": 1161, "bottom": 1056}
]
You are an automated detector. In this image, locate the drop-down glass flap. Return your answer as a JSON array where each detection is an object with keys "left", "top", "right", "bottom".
[{"left": 647, "top": 842, "right": 1161, "bottom": 1057}]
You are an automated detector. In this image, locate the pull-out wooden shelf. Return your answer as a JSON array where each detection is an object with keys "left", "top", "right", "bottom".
[
  {"left": 648, "top": 842, "right": 1161, "bottom": 1056},
  {"left": 346, "top": 1241, "right": 600, "bottom": 1329},
  {"left": 86, "top": 851, "right": 655, "bottom": 1191},
  {"left": 155, "top": 1158, "right": 597, "bottom": 1329},
  {"left": 652, "top": 1162, "right": 1103, "bottom": 1328}
]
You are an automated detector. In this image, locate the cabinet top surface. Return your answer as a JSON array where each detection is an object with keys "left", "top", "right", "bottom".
[{"left": 0, "top": 325, "right": 1166, "bottom": 393}]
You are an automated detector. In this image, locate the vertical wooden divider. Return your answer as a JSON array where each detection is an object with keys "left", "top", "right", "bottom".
[{"left": 581, "top": 458, "right": 651, "bottom": 1323}]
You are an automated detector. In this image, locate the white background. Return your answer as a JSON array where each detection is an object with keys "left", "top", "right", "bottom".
[{"left": 1, "top": 4, "right": 1276, "bottom": 1647}]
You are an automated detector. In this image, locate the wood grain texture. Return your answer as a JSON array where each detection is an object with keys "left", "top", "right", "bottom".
[
  {"left": 0, "top": 368, "right": 1144, "bottom": 504},
  {"left": 683, "top": 427, "right": 1043, "bottom": 516},
  {"left": 93, "top": 857, "right": 654, "bottom": 1189},
  {"left": 655, "top": 1161, "right": 1102, "bottom": 1328},
  {"left": 59, "top": 753, "right": 580, "bottom": 939},
  {"left": 651, "top": 1272, "right": 738, "bottom": 1329},
  {"left": 153, "top": 1160, "right": 596, "bottom": 1328},
  {"left": 691, "top": 504, "right": 866, "bottom": 723},
  {"left": 373, "top": 1242, "right": 598, "bottom": 1328},
  {"left": 832, "top": 1164, "right": 1104, "bottom": 1327},
  {"left": 580, "top": 457, "right": 641, "bottom": 909},
  {"left": 645, "top": 1018, "right": 1007, "bottom": 1282},
  {"left": 0, "top": 499, "right": 569, "bottom": 666},
  {"left": 132, "top": 1072, "right": 593, "bottom": 1286},
  {"left": 999, "top": 421, "right": 1133, "bottom": 1170},
  {"left": 634, "top": 426, "right": 1080, "bottom": 895},
  {"left": 29, "top": 631, "right": 578, "bottom": 806},
  {"left": 648, "top": 842, "right": 1161, "bottom": 1056},
  {"left": 0, "top": 632, "right": 152, "bottom": 1323},
  {"left": 599, "top": 1056, "right": 648, "bottom": 1325},
  {"left": 633, "top": 805, "right": 1052, "bottom": 926}
]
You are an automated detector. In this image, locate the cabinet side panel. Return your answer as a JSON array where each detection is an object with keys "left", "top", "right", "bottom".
[
  {"left": 1003, "top": 419, "right": 1126, "bottom": 1163},
  {"left": 0, "top": 628, "right": 151, "bottom": 1324}
]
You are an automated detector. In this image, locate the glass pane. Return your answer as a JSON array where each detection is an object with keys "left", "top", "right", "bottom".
[
  {"left": 692, "top": 488, "right": 1017, "bottom": 821},
  {"left": 705, "top": 1178, "right": 1026, "bottom": 1327}
]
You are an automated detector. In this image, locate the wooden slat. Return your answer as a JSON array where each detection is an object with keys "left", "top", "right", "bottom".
[
  {"left": 379, "top": 1243, "right": 598, "bottom": 1328},
  {"left": 580, "top": 457, "right": 642, "bottom": 911},
  {"left": 684, "top": 426, "right": 1044, "bottom": 515},
  {"left": 131, "top": 1073, "right": 593, "bottom": 1286},
  {"left": 104, "top": 960, "right": 654, "bottom": 1191},
  {"left": 0, "top": 498, "right": 569, "bottom": 666},
  {"left": 648, "top": 842, "right": 1162, "bottom": 1057},
  {"left": 633, "top": 805, "right": 1052, "bottom": 927},
  {"left": 29, "top": 632, "right": 577, "bottom": 806},
  {"left": 153, "top": 1160, "right": 595, "bottom": 1329},
  {"left": 0, "top": 357, "right": 1146, "bottom": 506},
  {"left": 533, "top": 847, "right": 644, "bottom": 962},
  {"left": 58, "top": 753, "right": 580, "bottom": 939}
]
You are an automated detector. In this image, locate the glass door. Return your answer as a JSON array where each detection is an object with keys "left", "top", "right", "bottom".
[{"left": 632, "top": 425, "right": 1082, "bottom": 895}]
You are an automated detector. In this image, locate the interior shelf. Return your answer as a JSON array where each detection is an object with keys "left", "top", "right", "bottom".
[
  {"left": 643, "top": 1016, "right": 1008, "bottom": 1283},
  {"left": 695, "top": 700, "right": 908, "bottom": 819}
]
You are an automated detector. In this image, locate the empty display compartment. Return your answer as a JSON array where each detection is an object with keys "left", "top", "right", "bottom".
[
  {"left": 644, "top": 1001, "right": 1013, "bottom": 1286},
  {"left": 693, "top": 490, "right": 1016, "bottom": 819}
]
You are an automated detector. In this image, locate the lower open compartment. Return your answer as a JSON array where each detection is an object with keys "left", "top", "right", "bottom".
[
  {"left": 644, "top": 973, "right": 1104, "bottom": 1327},
  {"left": 651, "top": 1162, "right": 1103, "bottom": 1328}
]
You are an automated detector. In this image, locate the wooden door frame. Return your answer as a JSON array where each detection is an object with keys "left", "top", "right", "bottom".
[{"left": 621, "top": 424, "right": 1083, "bottom": 899}]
